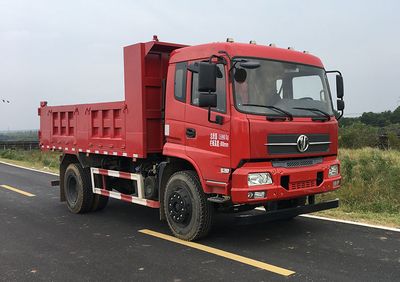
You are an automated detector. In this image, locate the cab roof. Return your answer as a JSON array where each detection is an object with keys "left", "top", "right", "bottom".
[{"left": 170, "top": 42, "right": 324, "bottom": 68}]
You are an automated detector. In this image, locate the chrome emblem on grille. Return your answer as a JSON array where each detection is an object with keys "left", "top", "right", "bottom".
[{"left": 296, "top": 135, "right": 309, "bottom": 152}]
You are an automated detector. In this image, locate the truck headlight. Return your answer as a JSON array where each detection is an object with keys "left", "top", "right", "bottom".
[
  {"left": 328, "top": 164, "right": 339, "bottom": 177},
  {"left": 248, "top": 173, "right": 273, "bottom": 186}
]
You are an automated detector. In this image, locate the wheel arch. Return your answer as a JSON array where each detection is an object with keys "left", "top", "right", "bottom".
[{"left": 158, "top": 156, "right": 203, "bottom": 220}]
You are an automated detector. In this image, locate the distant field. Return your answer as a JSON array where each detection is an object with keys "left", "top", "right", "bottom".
[{"left": 1, "top": 148, "right": 399, "bottom": 227}]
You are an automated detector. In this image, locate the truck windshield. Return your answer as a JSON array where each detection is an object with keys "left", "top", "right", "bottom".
[{"left": 233, "top": 58, "right": 334, "bottom": 118}]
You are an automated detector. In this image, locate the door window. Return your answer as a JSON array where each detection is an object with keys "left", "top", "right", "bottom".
[{"left": 174, "top": 62, "right": 187, "bottom": 102}]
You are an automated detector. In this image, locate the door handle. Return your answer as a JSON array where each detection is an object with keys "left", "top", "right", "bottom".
[{"left": 186, "top": 128, "right": 196, "bottom": 138}]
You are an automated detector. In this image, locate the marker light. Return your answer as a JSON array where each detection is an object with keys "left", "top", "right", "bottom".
[
  {"left": 329, "top": 164, "right": 339, "bottom": 177},
  {"left": 248, "top": 173, "right": 273, "bottom": 186}
]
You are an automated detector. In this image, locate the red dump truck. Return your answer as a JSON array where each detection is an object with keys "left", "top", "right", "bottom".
[{"left": 39, "top": 36, "right": 344, "bottom": 240}]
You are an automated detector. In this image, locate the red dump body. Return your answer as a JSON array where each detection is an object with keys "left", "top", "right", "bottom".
[{"left": 39, "top": 40, "right": 186, "bottom": 158}]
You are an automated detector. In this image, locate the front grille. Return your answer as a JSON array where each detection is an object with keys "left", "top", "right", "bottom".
[
  {"left": 280, "top": 171, "right": 324, "bottom": 190},
  {"left": 272, "top": 157, "right": 323, "bottom": 168},
  {"left": 289, "top": 180, "right": 316, "bottom": 190},
  {"left": 267, "top": 134, "right": 330, "bottom": 155}
]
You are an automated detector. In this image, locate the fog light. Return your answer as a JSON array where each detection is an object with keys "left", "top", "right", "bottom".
[
  {"left": 328, "top": 164, "right": 339, "bottom": 178},
  {"left": 333, "top": 179, "right": 341, "bottom": 187},
  {"left": 248, "top": 173, "right": 273, "bottom": 186},
  {"left": 248, "top": 191, "right": 266, "bottom": 199},
  {"left": 254, "top": 191, "right": 266, "bottom": 198}
]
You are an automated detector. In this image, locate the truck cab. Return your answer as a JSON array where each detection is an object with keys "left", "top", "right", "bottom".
[{"left": 164, "top": 41, "right": 343, "bottom": 207}]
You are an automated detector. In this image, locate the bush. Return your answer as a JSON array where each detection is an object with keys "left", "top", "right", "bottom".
[
  {"left": 339, "top": 122, "right": 379, "bottom": 149},
  {"left": 388, "top": 132, "right": 400, "bottom": 150},
  {"left": 0, "top": 150, "right": 25, "bottom": 161}
]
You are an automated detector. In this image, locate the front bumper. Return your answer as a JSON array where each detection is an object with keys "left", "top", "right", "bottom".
[
  {"left": 234, "top": 199, "right": 339, "bottom": 224},
  {"left": 231, "top": 157, "right": 341, "bottom": 204}
]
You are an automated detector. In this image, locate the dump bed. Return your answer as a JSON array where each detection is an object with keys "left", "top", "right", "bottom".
[{"left": 39, "top": 39, "right": 186, "bottom": 159}]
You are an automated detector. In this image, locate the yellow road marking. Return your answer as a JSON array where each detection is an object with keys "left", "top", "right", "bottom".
[
  {"left": 0, "top": 184, "right": 35, "bottom": 197},
  {"left": 139, "top": 229, "right": 295, "bottom": 277}
]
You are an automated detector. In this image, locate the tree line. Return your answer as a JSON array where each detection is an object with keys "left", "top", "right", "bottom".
[
  {"left": 341, "top": 106, "right": 400, "bottom": 128},
  {"left": 339, "top": 106, "right": 400, "bottom": 149},
  {"left": 0, "top": 130, "right": 39, "bottom": 142}
]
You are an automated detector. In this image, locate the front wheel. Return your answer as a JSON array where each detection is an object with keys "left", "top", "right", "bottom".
[{"left": 164, "top": 171, "right": 213, "bottom": 241}]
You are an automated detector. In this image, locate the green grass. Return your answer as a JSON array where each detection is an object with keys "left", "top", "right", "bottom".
[
  {"left": 0, "top": 148, "right": 399, "bottom": 228},
  {"left": 317, "top": 147, "right": 400, "bottom": 227},
  {"left": 0, "top": 149, "right": 59, "bottom": 173},
  {"left": 315, "top": 210, "right": 400, "bottom": 228}
]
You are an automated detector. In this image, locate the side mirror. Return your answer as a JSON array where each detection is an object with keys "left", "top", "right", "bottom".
[
  {"left": 198, "top": 62, "right": 217, "bottom": 92},
  {"left": 337, "top": 99, "right": 345, "bottom": 111},
  {"left": 199, "top": 93, "right": 217, "bottom": 108},
  {"left": 336, "top": 75, "right": 344, "bottom": 99}
]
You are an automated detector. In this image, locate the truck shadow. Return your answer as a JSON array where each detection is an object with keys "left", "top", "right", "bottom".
[{"left": 91, "top": 199, "right": 326, "bottom": 248}]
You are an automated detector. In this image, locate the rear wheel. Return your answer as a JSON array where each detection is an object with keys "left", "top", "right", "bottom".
[
  {"left": 164, "top": 171, "right": 213, "bottom": 241},
  {"left": 64, "top": 163, "right": 93, "bottom": 214}
]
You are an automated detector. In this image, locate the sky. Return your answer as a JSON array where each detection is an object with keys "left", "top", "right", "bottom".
[{"left": 1, "top": 0, "right": 399, "bottom": 130}]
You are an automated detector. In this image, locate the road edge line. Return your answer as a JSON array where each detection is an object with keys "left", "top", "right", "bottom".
[
  {"left": 0, "top": 160, "right": 59, "bottom": 176},
  {"left": 255, "top": 207, "right": 400, "bottom": 232},
  {"left": 299, "top": 214, "right": 400, "bottom": 233}
]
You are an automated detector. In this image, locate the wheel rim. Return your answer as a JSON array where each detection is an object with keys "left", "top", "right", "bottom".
[
  {"left": 66, "top": 175, "right": 78, "bottom": 205},
  {"left": 167, "top": 189, "right": 192, "bottom": 225}
]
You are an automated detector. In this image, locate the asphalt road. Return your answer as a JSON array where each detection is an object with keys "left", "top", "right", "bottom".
[{"left": 0, "top": 162, "right": 399, "bottom": 282}]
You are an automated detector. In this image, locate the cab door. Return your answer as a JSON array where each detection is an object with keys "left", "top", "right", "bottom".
[{"left": 184, "top": 63, "right": 231, "bottom": 191}]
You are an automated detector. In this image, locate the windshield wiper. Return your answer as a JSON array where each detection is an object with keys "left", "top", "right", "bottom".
[
  {"left": 241, "top": 104, "right": 293, "bottom": 120},
  {"left": 292, "top": 107, "right": 331, "bottom": 121}
]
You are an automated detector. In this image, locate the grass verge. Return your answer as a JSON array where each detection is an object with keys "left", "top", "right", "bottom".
[
  {"left": 0, "top": 150, "right": 59, "bottom": 174},
  {"left": 317, "top": 147, "right": 400, "bottom": 228}
]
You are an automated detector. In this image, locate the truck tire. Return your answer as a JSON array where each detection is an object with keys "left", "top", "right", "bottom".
[
  {"left": 164, "top": 171, "right": 213, "bottom": 241},
  {"left": 64, "top": 163, "right": 94, "bottom": 214},
  {"left": 91, "top": 194, "right": 109, "bottom": 212}
]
